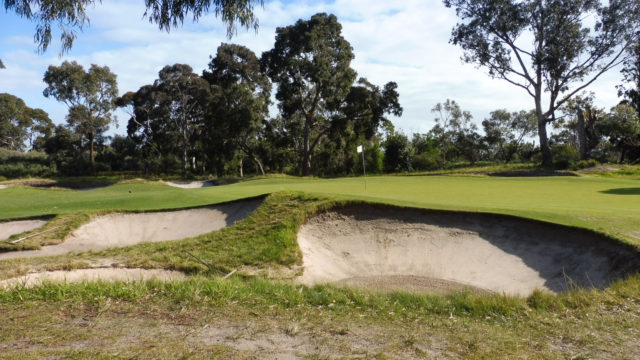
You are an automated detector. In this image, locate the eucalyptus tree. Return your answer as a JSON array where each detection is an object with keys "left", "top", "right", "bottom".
[
  {"left": 118, "top": 88, "right": 167, "bottom": 174},
  {"left": 262, "top": 13, "right": 357, "bottom": 176},
  {"left": 558, "top": 96, "right": 605, "bottom": 160},
  {"left": 482, "top": 109, "right": 537, "bottom": 162},
  {"left": 319, "top": 78, "right": 402, "bottom": 175},
  {"left": 3, "top": 0, "right": 262, "bottom": 56},
  {"left": 0, "top": 93, "right": 53, "bottom": 151},
  {"left": 595, "top": 104, "right": 640, "bottom": 163},
  {"left": 431, "top": 99, "right": 475, "bottom": 167},
  {"left": 203, "top": 43, "right": 271, "bottom": 175},
  {"left": 43, "top": 61, "right": 118, "bottom": 167},
  {"left": 444, "top": 0, "right": 640, "bottom": 166},
  {"left": 619, "top": 36, "right": 640, "bottom": 115},
  {"left": 153, "top": 64, "right": 210, "bottom": 178}
]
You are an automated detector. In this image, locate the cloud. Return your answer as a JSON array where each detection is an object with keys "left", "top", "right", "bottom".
[{"left": 0, "top": 0, "right": 628, "bottom": 137}]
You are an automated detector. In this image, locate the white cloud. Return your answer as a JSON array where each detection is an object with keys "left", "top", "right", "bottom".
[{"left": 0, "top": 0, "right": 628, "bottom": 137}]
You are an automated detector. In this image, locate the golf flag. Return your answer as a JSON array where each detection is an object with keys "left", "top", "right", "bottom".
[{"left": 356, "top": 145, "right": 363, "bottom": 153}]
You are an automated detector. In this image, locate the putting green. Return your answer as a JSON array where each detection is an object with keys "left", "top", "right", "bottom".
[{"left": 1, "top": 175, "right": 639, "bottom": 245}]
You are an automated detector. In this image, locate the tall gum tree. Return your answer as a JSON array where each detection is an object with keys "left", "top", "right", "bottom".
[
  {"left": 444, "top": 0, "right": 640, "bottom": 166},
  {"left": 0, "top": 93, "right": 53, "bottom": 151},
  {"left": 203, "top": 43, "right": 271, "bottom": 175},
  {"left": 43, "top": 61, "right": 118, "bottom": 167},
  {"left": 154, "top": 64, "right": 210, "bottom": 178},
  {"left": 262, "top": 13, "right": 357, "bottom": 176}
]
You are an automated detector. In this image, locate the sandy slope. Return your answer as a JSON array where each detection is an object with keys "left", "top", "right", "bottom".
[
  {"left": 0, "top": 219, "right": 48, "bottom": 241},
  {"left": 0, "top": 198, "right": 261, "bottom": 261},
  {"left": 0, "top": 268, "right": 185, "bottom": 289},
  {"left": 298, "top": 206, "right": 640, "bottom": 296}
]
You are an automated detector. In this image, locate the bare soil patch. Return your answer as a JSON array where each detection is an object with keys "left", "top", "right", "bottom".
[
  {"left": 0, "top": 219, "right": 48, "bottom": 241},
  {"left": 298, "top": 205, "right": 640, "bottom": 296},
  {"left": 0, "top": 268, "right": 185, "bottom": 289},
  {"left": 0, "top": 198, "right": 262, "bottom": 261}
]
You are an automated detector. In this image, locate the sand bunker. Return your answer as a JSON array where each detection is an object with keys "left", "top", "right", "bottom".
[
  {"left": 298, "top": 206, "right": 640, "bottom": 296},
  {"left": 0, "top": 268, "right": 185, "bottom": 289},
  {"left": 0, "top": 219, "right": 48, "bottom": 241},
  {"left": 164, "top": 180, "right": 213, "bottom": 188},
  {"left": 0, "top": 198, "right": 261, "bottom": 261}
]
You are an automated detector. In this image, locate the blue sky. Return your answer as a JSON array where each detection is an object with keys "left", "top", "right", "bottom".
[{"left": 0, "top": 0, "right": 628, "bottom": 138}]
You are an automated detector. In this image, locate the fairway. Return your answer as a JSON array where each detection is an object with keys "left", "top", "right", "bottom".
[{"left": 2, "top": 175, "right": 639, "bottom": 246}]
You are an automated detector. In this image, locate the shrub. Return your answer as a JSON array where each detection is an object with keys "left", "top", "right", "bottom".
[
  {"left": 551, "top": 144, "right": 580, "bottom": 170},
  {"left": 577, "top": 159, "right": 599, "bottom": 169}
]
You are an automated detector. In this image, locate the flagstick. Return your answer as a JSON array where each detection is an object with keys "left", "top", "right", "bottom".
[{"left": 358, "top": 145, "right": 366, "bottom": 191}]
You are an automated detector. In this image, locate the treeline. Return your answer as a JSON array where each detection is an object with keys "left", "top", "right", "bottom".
[{"left": 1, "top": 12, "right": 639, "bottom": 178}]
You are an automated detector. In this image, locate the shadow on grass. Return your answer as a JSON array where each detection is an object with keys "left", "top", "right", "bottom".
[{"left": 600, "top": 188, "right": 640, "bottom": 195}]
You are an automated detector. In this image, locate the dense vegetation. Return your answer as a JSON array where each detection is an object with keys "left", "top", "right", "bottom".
[{"left": 1, "top": 6, "right": 639, "bottom": 178}]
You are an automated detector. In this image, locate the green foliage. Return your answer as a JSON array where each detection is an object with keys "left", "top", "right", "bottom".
[
  {"left": 0, "top": 93, "right": 53, "bottom": 151},
  {"left": 619, "top": 34, "right": 640, "bottom": 115},
  {"left": 482, "top": 109, "right": 537, "bottom": 163},
  {"left": 576, "top": 159, "right": 599, "bottom": 169},
  {"left": 203, "top": 43, "right": 271, "bottom": 176},
  {"left": 262, "top": 13, "right": 357, "bottom": 176},
  {"left": 367, "top": 142, "right": 384, "bottom": 174},
  {"left": 43, "top": 61, "right": 118, "bottom": 167},
  {"left": 596, "top": 104, "right": 640, "bottom": 163},
  {"left": 124, "top": 64, "right": 210, "bottom": 178},
  {"left": 551, "top": 144, "right": 580, "bottom": 170},
  {"left": 383, "top": 132, "right": 412, "bottom": 173},
  {"left": 0, "top": 148, "right": 53, "bottom": 178},
  {"left": 411, "top": 133, "right": 441, "bottom": 171},
  {"left": 444, "top": 0, "right": 639, "bottom": 167},
  {"left": 430, "top": 99, "right": 477, "bottom": 167},
  {"left": 4, "top": 0, "right": 262, "bottom": 54}
]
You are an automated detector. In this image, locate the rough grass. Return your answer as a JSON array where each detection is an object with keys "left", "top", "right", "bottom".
[{"left": 1, "top": 274, "right": 639, "bottom": 359}]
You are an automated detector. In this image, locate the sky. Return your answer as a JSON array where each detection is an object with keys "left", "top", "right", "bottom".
[{"left": 0, "top": 0, "right": 629, "bottom": 138}]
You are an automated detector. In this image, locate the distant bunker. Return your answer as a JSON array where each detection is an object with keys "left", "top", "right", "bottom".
[
  {"left": 0, "top": 198, "right": 262, "bottom": 261},
  {"left": 297, "top": 205, "right": 640, "bottom": 296}
]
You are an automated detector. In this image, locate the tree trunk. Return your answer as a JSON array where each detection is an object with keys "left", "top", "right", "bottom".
[
  {"left": 576, "top": 107, "right": 589, "bottom": 160},
  {"left": 239, "top": 158, "right": 243, "bottom": 178},
  {"left": 182, "top": 129, "right": 188, "bottom": 179},
  {"left": 537, "top": 117, "right": 553, "bottom": 167},
  {"left": 89, "top": 134, "right": 95, "bottom": 169},
  {"left": 302, "top": 115, "right": 312, "bottom": 176},
  {"left": 253, "top": 156, "right": 265, "bottom": 176}
]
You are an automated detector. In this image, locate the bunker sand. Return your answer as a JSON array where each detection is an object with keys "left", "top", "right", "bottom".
[
  {"left": 0, "top": 219, "right": 48, "bottom": 241},
  {"left": 298, "top": 205, "right": 640, "bottom": 296},
  {"left": 164, "top": 180, "right": 213, "bottom": 188},
  {"left": 0, "top": 198, "right": 262, "bottom": 261}
]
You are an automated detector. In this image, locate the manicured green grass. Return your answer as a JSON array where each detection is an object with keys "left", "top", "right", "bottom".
[{"left": 2, "top": 174, "right": 639, "bottom": 245}]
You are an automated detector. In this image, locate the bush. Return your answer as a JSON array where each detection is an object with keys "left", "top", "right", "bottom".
[
  {"left": 0, "top": 148, "right": 55, "bottom": 178},
  {"left": 551, "top": 144, "right": 580, "bottom": 170},
  {"left": 411, "top": 152, "right": 440, "bottom": 171},
  {"left": 383, "top": 133, "right": 413, "bottom": 173},
  {"left": 577, "top": 159, "right": 599, "bottom": 169}
]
